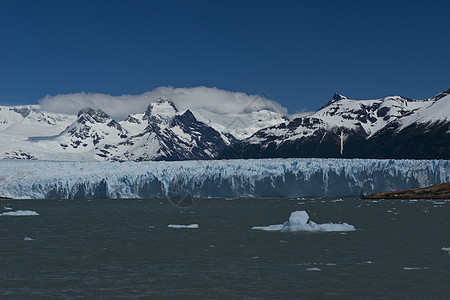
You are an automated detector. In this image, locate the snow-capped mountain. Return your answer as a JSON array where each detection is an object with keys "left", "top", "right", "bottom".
[
  {"left": 0, "top": 99, "right": 242, "bottom": 161},
  {"left": 100, "top": 100, "right": 231, "bottom": 161},
  {"left": 0, "top": 88, "right": 449, "bottom": 161},
  {"left": 223, "top": 88, "right": 450, "bottom": 159},
  {"left": 0, "top": 105, "right": 75, "bottom": 136}
]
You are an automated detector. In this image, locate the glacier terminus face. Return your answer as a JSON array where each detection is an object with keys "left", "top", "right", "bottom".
[{"left": 0, "top": 158, "right": 448, "bottom": 200}]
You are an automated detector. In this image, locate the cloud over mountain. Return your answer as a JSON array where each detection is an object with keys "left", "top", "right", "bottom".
[{"left": 39, "top": 86, "right": 287, "bottom": 120}]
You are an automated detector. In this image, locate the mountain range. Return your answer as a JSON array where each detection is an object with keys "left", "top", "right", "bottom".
[
  {"left": 224, "top": 88, "right": 450, "bottom": 159},
  {"left": 0, "top": 88, "right": 448, "bottom": 161}
]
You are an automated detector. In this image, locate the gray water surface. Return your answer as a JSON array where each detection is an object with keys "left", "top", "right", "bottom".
[{"left": 1, "top": 198, "right": 449, "bottom": 298}]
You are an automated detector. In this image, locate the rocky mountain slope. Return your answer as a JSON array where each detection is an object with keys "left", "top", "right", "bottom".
[{"left": 223, "top": 88, "right": 450, "bottom": 159}]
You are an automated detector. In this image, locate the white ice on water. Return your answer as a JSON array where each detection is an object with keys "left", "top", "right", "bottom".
[
  {"left": 168, "top": 224, "right": 199, "bottom": 229},
  {"left": 0, "top": 210, "right": 39, "bottom": 216},
  {"left": 251, "top": 224, "right": 284, "bottom": 231},
  {"left": 306, "top": 267, "right": 322, "bottom": 271},
  {"left": 252, "top": 210, "right": 355, "bottom": 232},
  {"left": 441, "top": 247, "right": 450, "bottom": 254},
  {"left": 0, "top": 158, "right": 448, "bottom": 199}
]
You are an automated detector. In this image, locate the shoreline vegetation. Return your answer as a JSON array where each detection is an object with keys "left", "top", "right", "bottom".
[{"left": 363, "top": 182, "right": 450, "bottom": 199}]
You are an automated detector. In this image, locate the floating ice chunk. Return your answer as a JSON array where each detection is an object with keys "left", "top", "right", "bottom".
[
  {"left": 24, "top": 236, "right": 35, "bottom": 241},
  {"left": 251, "top": 224, "right": 284, "bottom": 231},
  {"left": 403, "top": 267, "right": 430, "bottom": 270},
  {"left": 0, "top": 210, "right": 39, "bottom": 216},
  {"left": 168, "top": 224, "right": 199, "bottom": 229},
  {"left": 441, "top": 247, "right": 450, "bottom": 254},
  {"left": 252, "top": 211, "right": 355, "bottom": 233},
  {"left": 306, "top": 267, "right": 321, "bottom": 271},
  {"left": 288, "top": 210, "right": 309, "bottom": 226},
  {"left": 3, "top": 206, "right": 12, "bottom": 211}
]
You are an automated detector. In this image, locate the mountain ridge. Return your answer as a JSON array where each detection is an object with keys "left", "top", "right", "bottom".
[{"left": 0, "top": 88, "right": 449, "bottom": 161}]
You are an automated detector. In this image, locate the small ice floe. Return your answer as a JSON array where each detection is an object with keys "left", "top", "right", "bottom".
[
  {"left": 24, "top": 236, "right": 35, "bottom": 241},
  {"left": 3, "top": 206, "right": 13, "bottom": 211},
  {"left": 331, "top": 199, "right": 343, "bottom": 203},
  {"left": 306, "top": 267, "right": 321, "bottom": 271},
  {"left": 168, "top": 224, "right": 199, "bottom": 229},
  {"left": 251, "top": 224, "right": 284, "bottom": 232},
  {"left": 441, "top": 247, "right": 450, "bottom": 254},
  {"left": 251, "top": 211, "right": 355, "bottom": 233},
  {"left": 403, "top": 267, "right": 430, "bottom": 271},
  {"left": 0, "top": 210, "right": 39, "bottom": 216}
]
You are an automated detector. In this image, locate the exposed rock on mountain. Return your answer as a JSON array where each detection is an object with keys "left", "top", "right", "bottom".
[{"left": 222, "top": 88, "right": 450, "bottom": 159}]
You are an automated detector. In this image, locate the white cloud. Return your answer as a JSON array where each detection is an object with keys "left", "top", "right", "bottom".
[{"left": 39, "top": 86, "right": 288, "bottom": 120}]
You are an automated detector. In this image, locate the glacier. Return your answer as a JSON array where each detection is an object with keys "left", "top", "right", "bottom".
[{"left": 0, "top": 158, "right": 448, "bottom": 199}]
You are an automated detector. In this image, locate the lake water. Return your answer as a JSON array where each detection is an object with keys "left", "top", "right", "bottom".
[{"left": 1, "top": 197, "right": 449, "bottom": 298}]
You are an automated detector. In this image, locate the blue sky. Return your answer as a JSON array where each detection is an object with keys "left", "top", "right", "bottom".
[{"left": 0, "top": 0, "right": 449, "bottom": 113}]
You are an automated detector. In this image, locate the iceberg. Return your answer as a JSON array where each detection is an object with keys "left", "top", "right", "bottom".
[
  {"left": 0, "top": 158, "right": 448, "bottom": 199},
  {"left": 252, "top": 210, "right": 355, "bottom": 232},
  {"left": 168, "top": 224, "right": 199, "bottom": 229},
  {"left": 0, "top": 210, "right": 39, "bottom": 216}
]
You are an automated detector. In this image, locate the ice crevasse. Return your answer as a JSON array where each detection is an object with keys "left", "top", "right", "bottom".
[{"left": 0, "top": 158, "right": 448, "bottom": 199}]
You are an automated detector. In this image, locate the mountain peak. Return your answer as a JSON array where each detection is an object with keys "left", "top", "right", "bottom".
[
  {"left": 176, "top": 109, "right": 197, "bottom": 124},
  {"left": 331, "top": 93, "right": 348, "bottom": 101},
  {"left": 77, "top": 108, "right": 111, "bottom": 123},
  {"left": 143, "top": 99, "right": 179, "bottom": 121},
  {"left": 318, "top": 93, "right": 349, "bottom": 110},
  {"left": 156, "top": 98, "right": 178, "bottom": 111},
  {"left": 430, "top": 88, "right": 450, "bottom": 101}
]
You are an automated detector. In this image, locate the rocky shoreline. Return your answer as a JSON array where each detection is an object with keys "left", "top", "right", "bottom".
[{"left": 363, "top": 182, "right": 450, "bottom": 199}]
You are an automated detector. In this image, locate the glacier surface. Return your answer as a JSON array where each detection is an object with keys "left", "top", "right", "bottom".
[{"left": 0, "top": 158, "right": 448, "bottom": 199}]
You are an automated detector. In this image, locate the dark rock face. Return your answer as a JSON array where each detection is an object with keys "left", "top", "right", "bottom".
[{"left": 3, "top": 150, "right": 37, "bottom": 160}]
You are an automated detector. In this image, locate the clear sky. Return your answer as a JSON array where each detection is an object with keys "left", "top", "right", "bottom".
[{"left": 0, "top": 0, "right": 449, "bottom": 113}]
